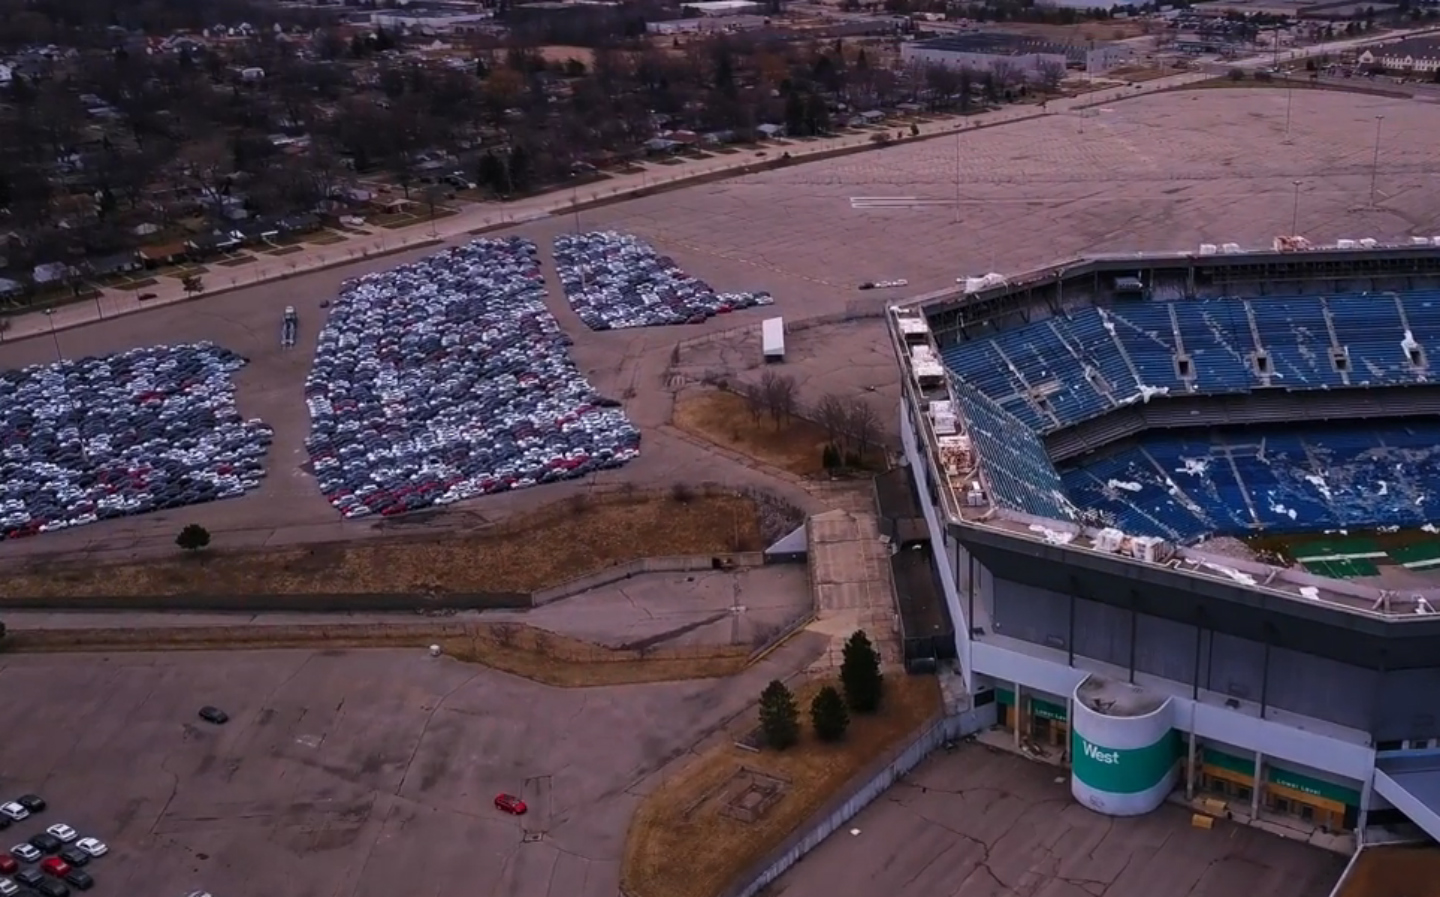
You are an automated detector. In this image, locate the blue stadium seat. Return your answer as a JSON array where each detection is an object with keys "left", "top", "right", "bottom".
[
  {"left": 1171, "top": 300, "right": 1255, "bottom": 392},
  {"left": 1400, "top": 291, "right": 1440, "bottom": 370},
  {"left": 1325, "top": 295, "right": 1412, "bottom": 385},
  {"left": 1104, "top": 303, "right": 1185, "bottom": 391},
  {"left": 1248, "top": 298, "right": 1347, "bottom": 389},
  {"left": 941, "top": 341, "right": 1047, "bottom": 430},
  {"left": 951, "top": 380, "right": 1073, "bottom": 520},
  {"left": 989, "top": 326, "right": 1109, "bottom": 427},
  {"left": 1053, "top": 310, "right": 1138, "bottom": 400},
  {"left": 1062, "top": 446, "right": 1209, "bottom": 542},
  {"left": 936, "top": 292, "right": 1440, "bottom": 544}
]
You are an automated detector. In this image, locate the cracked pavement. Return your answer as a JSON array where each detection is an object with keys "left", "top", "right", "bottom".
[
  {"left": 762, "top": 745, "right": 1346, "bottom": 897},
  {"left": 0, "top": 638, "right": 825, "bottom": 897}
]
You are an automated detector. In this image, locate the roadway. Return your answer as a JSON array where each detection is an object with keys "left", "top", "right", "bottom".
[{"left": 4, "top": 26, "right": 1437, "bottom": 344}]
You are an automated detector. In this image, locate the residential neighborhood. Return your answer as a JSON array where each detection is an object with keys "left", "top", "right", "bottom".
[{"left": 0, "top": 0, "right": 1434, "bottom": 304}]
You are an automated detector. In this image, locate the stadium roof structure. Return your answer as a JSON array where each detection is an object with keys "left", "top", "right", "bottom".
[{"left": 890, "top": 239, "right": 1440, "bottom": 626}]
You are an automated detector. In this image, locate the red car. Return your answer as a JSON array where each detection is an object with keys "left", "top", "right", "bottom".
[
  {"left": 494, "top": 793, "right": 527, "bottom": 816},
  {"left": 41, "top": 856, "right": 71, "bottom": 878},
  {"left": 0, "top": 856, "right": 16, "bottom": 875}
]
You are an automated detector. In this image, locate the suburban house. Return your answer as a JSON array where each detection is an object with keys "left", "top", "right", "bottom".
[
  {"left": 1357, "top": 37, "right": 1440, "bottom": 74},
  {"left": 139, "top": 242, "right": 190, "bottom": 266}
]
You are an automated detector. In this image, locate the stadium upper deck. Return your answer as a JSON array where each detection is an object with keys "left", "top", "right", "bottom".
[{"left": 891, "top": 240, "right": 1440, "bottom": 620}]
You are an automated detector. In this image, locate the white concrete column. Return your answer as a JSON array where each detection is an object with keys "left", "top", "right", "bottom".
[
  {"left": 1251, "top": 752, "right": 1264, "bottom": 818},
  {"left": 1357, "top": 773, "right": 1374, "bottom": 839},
  {"left": 1185, "top": 729, "right": 1198, "bottom": 801},
  {"left": 1014, "top": 681, "right": 1023, "bottom": 749}
]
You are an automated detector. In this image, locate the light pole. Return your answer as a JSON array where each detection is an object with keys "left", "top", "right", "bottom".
[
  {"left": 572, "top": 177, "right": 580, "bottom": 234},
  {"left": 953, "top": 132, "right": 962, "bottom": 225},
  {"left": 43, "top": 309, "right": 62, "bottom": 362},
  {"left": 1370, "top": 115, "right": 1384, "bottom": 208},
  {"left": 1282, "top": 87, "right": 1294, "bottom": 145},
  {"left": 1291, "top": 180, "right": 1302, "bottom": 235}
]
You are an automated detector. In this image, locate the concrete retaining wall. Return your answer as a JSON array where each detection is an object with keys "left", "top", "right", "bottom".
[
  {"left": 2, "top": 552, "right": 776, "bottom": 613},
  {"left": 0, "top": 590, "right": 531, "bottom": 613},
  {"left": 531, "top": 552, "right": 769, "bottom": 606},
  {"left": 725, "top": 702, "right": 997, "bottom": 897}
]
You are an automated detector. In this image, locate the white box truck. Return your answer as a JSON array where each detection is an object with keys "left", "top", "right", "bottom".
[{"left": 762, "top": 317, "right": 785, "bottom": 363}]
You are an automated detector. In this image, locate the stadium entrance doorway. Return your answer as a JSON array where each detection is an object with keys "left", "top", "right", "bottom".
[
  {"left": 996, "top": 688, "right": 1070, "bottom": 751},
  {"left": 1199, "top": 747, "right": 1256, "bottom": 807},
  {"left": 1263, "top": 766, "right": 1361, "bottom": 833}
]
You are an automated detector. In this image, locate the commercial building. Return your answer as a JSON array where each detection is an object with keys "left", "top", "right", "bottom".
[
  {"left": 889, "top": 242, "right": 1440, "bottom": 844},
  {"left": 683, "top": 0, "right": 766, "bottom": 15},
  {"left": 900, "top": 33, "right": 1128, "bottom": 78},
  {"left": 1357, "top": 36, "right": 1440, "bottom": 73}
]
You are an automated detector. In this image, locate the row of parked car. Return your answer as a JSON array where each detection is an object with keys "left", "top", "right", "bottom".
[
  {"left": 553, "top": 232, "right": 774, "bottom": 330},
  {"left": 0, "top": 232, "right": 771, "bottom": 535},
  {"left": 0, "top": 794, "right": 108, "bottom": 897},
  {"left": 0, "top": 344, "right": 273, "bottom": 540},
  {"left": 303, "top": 237, "right": 641, "bottom": 519}
]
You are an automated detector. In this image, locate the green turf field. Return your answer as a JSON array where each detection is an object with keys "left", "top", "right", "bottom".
[{"left": 1262, "top": 532, "right": 1440, "bottom": 579}]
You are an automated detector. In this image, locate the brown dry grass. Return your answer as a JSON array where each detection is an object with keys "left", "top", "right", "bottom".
[
  {"left": 674, "top": 390, "right": 830, "bottom": 476},
  {"left": 537, "top": 45, "right": 595, "bottom": 67},
  {"left": 622, "top": 675, "right": 942, "bottom": 897},
  {"left": 1107, "top": 65, "right": 1174, "bottom": 83},
  {"left": 1336, "top": 845, "right": 1440, "bottom": 897},
  {"left": 0, "top": 492, "right": 762, "bottom": 600},
  {"left": 5, "top": 622, "right": 753, "bottom": 687},
  {"left": 997, "top": 20, "right": 1148, "bottom": 41}
]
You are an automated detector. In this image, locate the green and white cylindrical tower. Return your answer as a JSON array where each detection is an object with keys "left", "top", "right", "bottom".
[{"left": 1070, "top": 675, "right": 1181, "bottom": 816}]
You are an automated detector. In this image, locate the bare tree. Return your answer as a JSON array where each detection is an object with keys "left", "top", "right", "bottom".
[
  {"left": 760, "top": 371, "right": 798, "bottom": 429},
  {"left": 816, "top": 392, "right": 849, "bottom": 447},
  {"left": 845, "top": 399, "right": 881, "bottom": 462},
  {"left": 742, "top": 381, "right": 767, "bottom": 426},
  {"left": 989, "top": 59, "right": 1023, "bottom": 91},
  {"left": 1036, "top": 59, "right": 1066, "bottom": 93}
]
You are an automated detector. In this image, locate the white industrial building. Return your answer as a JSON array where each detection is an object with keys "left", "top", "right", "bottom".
[
  {"left": 900, "top": 33, "right": 1131, "bottom": 78},
  {"left": 683, "top": 0, "right": 765, "bottom": 15}
]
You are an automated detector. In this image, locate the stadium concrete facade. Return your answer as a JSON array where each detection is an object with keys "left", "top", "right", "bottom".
[{"left": 890, "top": 242, "right": 1440, "bottom": 843}]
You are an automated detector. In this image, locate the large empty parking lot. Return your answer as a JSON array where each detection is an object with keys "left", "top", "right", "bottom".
[
  {"left": 0, "top": 646, "right": 817, "bottom": 897},
  {"left": 761, "top": 746, "right": 1345, "bottom": 897}
]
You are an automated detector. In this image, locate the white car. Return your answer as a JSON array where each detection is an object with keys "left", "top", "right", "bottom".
[
  {"left": 0, "top": 877, "right": 18, "bottom": 897},
  {"left": 46, "top": 823, "right": 77, "bottom": 843},
  {"left": 75, "top": 837, "right": 108, "bottom": 857},
  {"left": 0, "top": 803, "right": 25, "bottom": 822},
  {"left": 11, "top": 844, "right": 40, "bottom": 863}
]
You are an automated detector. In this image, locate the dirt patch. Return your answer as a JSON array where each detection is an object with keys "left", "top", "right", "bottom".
[
  {"left": 217, "top": 256, "right": 257, "bottom": 268},
  {"left": 674, "top": 390, "right": 829, "bottom": 476},
  {"left": 673, "top": 389, "right": 882, "bottom": 477},
  {"left": 1108, "top": 65, "right": 1175, "bottom": 83},
  {"left": 537, "top": 45, "right": 596, "bottom": 67},
  {"left": 1335, "top": 844, "right": 1440, "bottom": 897},
  {"left": 306, "top": 231, "right": 348, "bottom": 246},
  {"left": 2, "top": 621, "right": 754, "bottom": 687},
  {"left": 622, "top": 675, "right": 941, "bottom": 897},
  {"left": 0, "top": 491, "right": 764, "bottom": 599},
  {"left": 995, "top": 20, "right": 1148, "bottom": 41}
]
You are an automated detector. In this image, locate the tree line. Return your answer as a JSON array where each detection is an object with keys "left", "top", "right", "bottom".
[{"left": 0, "top": 18, "right": 1036, "bottom": 273}]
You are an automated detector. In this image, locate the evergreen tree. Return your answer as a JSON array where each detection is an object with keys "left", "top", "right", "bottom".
[
  {"left": 176, "top": 524, "right": 211, "bottom": 552},
  {"left": 811, "top": 685, "right": 850, "bottom": 742},
  {"left": 840, "top": 630, "right": 884, "bottom": 713},
  {"left": 759, "top": 679, "right": 800, "bottom": 750}
]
